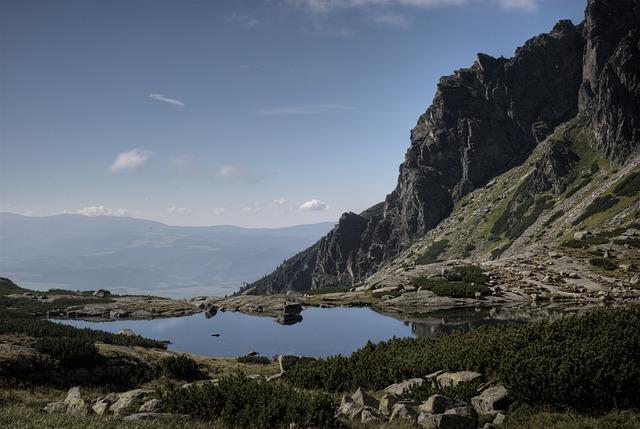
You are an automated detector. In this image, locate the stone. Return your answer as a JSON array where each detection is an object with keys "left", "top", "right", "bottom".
[
  {"left": 92, "top": 400, "right": 110, "bottom": 415},
  {"left": 139, "top": 399, "right": 162, "bottom": 413},
  {"left": 361, "top": 406, "right": 383, "bottom": 423},
  {"left": 93, "top": 288, "right": 111, "bottom": 297},
  {"left": 420, "top": 394, "right": 452, "bottom": 414},
  {"left": 110, "top": 389, "right": 149, "bottom": 416},
  {"left": 389, "top": 403, "right": 417, "bottom": 423},
  {"left": 336, "top": 396, "right": 363, "bottom": 420},
  {"left": 444, "top": 406, "right": 477, "bottom": 420},
  {"left": 118, "top": 328, "right": 136, "bottom": 336},
  {"left": 418, "top": 412, "right": 476, "bottom": 429},
  {"left": 493, "top": 412, "right": 507, "bottom": 425},
  {"left": 66, "top": 398, "right": 91, "bottom": 416},
  {"left": 441, "top": 268, "right": 463, "bottom": 281},
  {"left": 383, "top": 377, "right": 425, "bottom": 397},
  {"left": 471, "top": 385, "right": 509, "bottom": 416},
  {"left": 436, "top": 371, "right": 482, "bottom": 388},
  {"left": 64, "top": 386, "right": 82, "bottom": 404},
  {"left": 573, "top": 231, "right": 593, "bottom": 240},
  {"left": 352, "top": 387, "right": 379, "bottom": 409},
  {"left": 131, "top": 310, "right": 153, "bottom": 318},
  {"left": 378, "top": 393, "right": 399, "bottom": 416},
  {"left": 44, "top": 402, "right": 67, "bottom": 414}
]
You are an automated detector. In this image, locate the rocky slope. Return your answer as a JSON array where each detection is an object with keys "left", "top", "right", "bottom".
[{"left": 243, "top": 0, "right": 640, "bottom": 295}]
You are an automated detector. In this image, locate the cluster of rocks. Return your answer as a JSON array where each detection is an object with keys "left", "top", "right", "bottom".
[
  {"left": 337, "top": 371, "right": 509, "bottom": 429},
  {"left": 44, "top": 386, "right": 186, "bottom": 421}
]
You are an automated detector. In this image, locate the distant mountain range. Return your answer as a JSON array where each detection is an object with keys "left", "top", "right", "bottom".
[{"left": 0, "top": 213, "right": 333, "bottom": 297}]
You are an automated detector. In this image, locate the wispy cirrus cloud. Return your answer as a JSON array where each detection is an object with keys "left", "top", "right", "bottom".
[
  {"left": 287, "top": 0, "right": 538, "bottom": 13},
  {"left": 242, "top": 202, "right": 264, "bottom": 213},
  {"left": 371, "top": 12, "right": 411, "bottom": 28},
  {"left": 273, "top": 197, "right": 288, "bottom": 205},
  {"left": 254, "top": 104, "right": 355, "bottom": 115},
  {"left": 226, "top": 13, "right": 259, "bottom": 29},
  {"left": 213, "top": 207, "right": 227, "bottom": 216},
  {"left": 109, "top": 149, "right": 152, "bottom": 173},
  {"left": 149, "top": 93, "right": 185, "bottom": 108},
  {"left": 216, "top": 164, "right": 273, "bottom": 184},
  {"left": 167, "top": 206, "right": 193, "bottom": 216}
]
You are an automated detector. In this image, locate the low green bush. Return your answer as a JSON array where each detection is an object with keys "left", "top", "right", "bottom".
[
  {"left": 589, "top": 257, "right": 618, "bottom": 271},
  {"left": 284, "top": 308, "right": 640, "bottom": 413},
  {"left": 236, "top": 355, "right": 271, "bottom": 365},
  {"left": 162, "top": 374, "right": 336, "bottom": 428},
  {"left": 572, "top": 195, "right": 619, "bottom": 225},
  {"left": 416, "top": 240, "right": 450, "bottom": 265},
  {"left": 614, "top": 238, "right": 640, "bottom": 249},
  {"left": 612, "top": 171, "right": 640, "bottom": 197},
  {"left": 34, "top": 337, "right": 98, "bottom": 367},
  {"left": 562, "top": 235, "right": 609, "bottom": 248},
  {"left": 158, "top": 355, "right": 204, "bottom": 381}
]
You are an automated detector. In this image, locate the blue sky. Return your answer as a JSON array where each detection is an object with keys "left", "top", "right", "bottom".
[{"left": 0, "top": 0, "right": 585, "bottom": 227}]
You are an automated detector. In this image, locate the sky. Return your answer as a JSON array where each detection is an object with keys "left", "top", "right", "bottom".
[{"left": 0, "top": 0, "right": 586, "bottom": 228}]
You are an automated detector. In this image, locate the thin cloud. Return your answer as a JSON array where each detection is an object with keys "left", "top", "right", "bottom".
[
  {"left": 242, "top": 202, "right": 264, "bottom": 213},
  {"left": 371, "top": 12, "right": 411, "bottom": 28},
  {"left": 167, "top": 206, "right": 193, "bottom": 216},
  {"left": 216, "top": 164, "right": 273, "bottom": 184},
  {"left": 255, "top": 104, "right": 355, "bottom": 115},
  {"left": 287, "top": 0, "right": 538, "bottom": 13},
  {"left": 149, "top": 93, "right": 185, "bottom": 108},
  {"left": 213, "top": 207, "right": 227, "bottom": 215},
  {"left": 226, "top": 13, "right": 259, "bottom": 29},
  {"left": 300, "top": 199, "right": 329, "bottom": 211},
  {"left": 109, "top": 149, "right": 152, "bottom": 173},
  {"left": 273, "top": 197, "right": 288, "bottom": 205},
  {"left": 169, "top": 154, "right": 194, "bottom": 170},
  {"left": 74, "top": 206, "right": 131, "bottom": 217}
]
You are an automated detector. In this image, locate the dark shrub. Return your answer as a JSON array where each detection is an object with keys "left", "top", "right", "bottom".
[
  {"left": 162, "top": 374, "right": 336, "bottom": 428},
  {"left": 612, "top": 171, "right": 640, "bottom": 197},
  {"left": 34, "top": 337, "right": 98, "bottom": 367},
  {"left": 416, "top": 240, "right": 450, "bottom": 265},
  {"left": 158, "top": 355, "right": 204, "bottom": 381},
  {"left": 411, "top": 277, "right": 490, "bottom": 298},
  {"left": 572, "top": 195, "right": 619, "bottom": 225},
  {"left": 237, "top": 355, "right": 271, "bottom": 365},
  {"left": 589, "top": 257, "right": 618, "bottom": 271}
]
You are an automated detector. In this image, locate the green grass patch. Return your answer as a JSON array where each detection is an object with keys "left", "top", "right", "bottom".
[
  {"left": 612, "top": 171, "right": 640, "bottom": 197},
  {"left": 614, "top": 238, "right": 640, "bottom": 248},
  {"left": 236, "top": 355, "right": 271, "bottom": 365},
  {"left": 415, "top": 239, "right": 450, "bottom": 265},
  {"left": 572, "top": 194, "right": 619, "bottom": 225}
]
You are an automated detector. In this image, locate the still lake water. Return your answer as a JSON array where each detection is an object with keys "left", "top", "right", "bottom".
[{"left": 56, "top": 305, "right": 563, "bottom": 358}]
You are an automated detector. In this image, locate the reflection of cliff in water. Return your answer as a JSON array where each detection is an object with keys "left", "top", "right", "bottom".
[{"left": 405, "top": 304, "right": 590, "bottom": 338}]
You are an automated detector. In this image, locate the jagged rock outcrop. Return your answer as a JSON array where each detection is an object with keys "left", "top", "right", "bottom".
[
  {"left": 580, "top": 0, "right": 640, "bottom": 164},
  {"left": 245, "top": 0, "right": 639, "bottom": 294}
]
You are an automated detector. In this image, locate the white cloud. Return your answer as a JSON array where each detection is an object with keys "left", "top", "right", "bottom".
[
  {"left": 300, "top": 199, "right": 329, "bottom": 211},
  {"left": 255, "top": 104, "right": 355, "bottom": 115},
  {"left": 75, "top": 206, "right": 131, "bottom": 217},
  {"left": 149, "top": 93, "right": 185, "bottom": 108},
  {"left": 109, "top": 149, "right": 152, "bottom": 173},
  {"left": 371, "top": 12, "right": 411, "bottom": 28},
  {"left": 216, "top": 164, "right": 272, "bottom": 184},
  {"left": 273, "top": 197, "right": 288, "bottom": 205},
  {"left": 226, "top": 13, "right": 259, "bottom": 29},
  {"left": 242, "top": 202, "right": 264, "bottom": 213},
  {"left": 167, "top": 206, "right": 193, "bottom": 216},
  {"left": 213, "top": 207, "right": 227, "bottom": 215},
  {"left": 23, "top": 210, "right": 36, "bottom": 216},
  {"left": 288, "top": 0, "right": 538, "bottom": 13},
  {"left": 169, "top": 154, "right": 194, "bottom": 170}
]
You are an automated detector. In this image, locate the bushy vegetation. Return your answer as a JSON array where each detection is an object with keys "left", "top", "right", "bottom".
[
  {"left": 589, "top": 257, "right": 618, "bottom": 271},
  {"left": 614, "top": 238, "right": 640, "bottom": 248},
  {"left": 162, "top": 374, "right": 336, "bottom": 428},
  {"left": 572, "top": 194, "right": 619, "bottom": 225},
  {"left": 236, "top": 355, "right": 271, "bottom": 365},
  {"left": 157, "top": 355, "right": 204, "bottom": 381},
  {"left": 416, "top": 239, "right": 450, "bottom": 265},
  {"left": 411, "top": 265, "right": 490, "bottom": 298},
  {"left": 284, "top": 308, "right": 640, "bottom": 413},
  {"left": 612, "top": 171, "right": 640, "bottom": 197},
  {"left": 34, "top": 337, "right": 98, "bottom": 368},
  {"left": 0, "top": 316, "right": 166, "bottom": 349}
]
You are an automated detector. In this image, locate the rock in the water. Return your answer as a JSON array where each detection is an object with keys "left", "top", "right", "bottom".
[
  {"left": 389, "top": 403, "right": 418, "bottom": 423},
  {"left": 383, "top": 377, "right": 425, "bottom": 397},
  {"left": 471, "top": 385, "right": 509, "bottom": 416},
  {"left": 139, "top": 399, "right": 162, "bottom": 413},
  {"left": 436, "top": 371, "right": 482, "bottom": 388}
]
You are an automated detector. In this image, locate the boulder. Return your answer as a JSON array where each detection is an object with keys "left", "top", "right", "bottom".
[
  {"left": 444, "top": 406, "right": 477, "bottom": 420},
  {"left": 442, "top": 269, "right": 463, "bottom": 281},
  {"left": 336, "top": 395, "right": 363, "bottom": 420},
  {"left": 110, "top": 389, "right": 149, "bottom": 416},
  {"left": 352, "top": 387, "right": 379, "bottom": 409},
  {"left": 493, "top": 412, "right": 506, "bottom": 425},
  {"left": 573, "top": 231, "right": 593, "bottom": 240},
  {"left": 389, "top": 403, "right": 417, "bottom": 423},
  {"left": 139, "top": 399, "right": 162, "bottom": 413},
  {"left": 361, "top": 406, "right": 383, "bottom": 423},
  {"left": 117, "top": 328, "right": 136, "bottom": 337},
  {"left": 471, "top": 385, "right": 509, "bottom": 416},
  {"left": 44, "top": 402, "right": 67, "bottom": 414},
  {"left": 93, "top": 289, "right": 111, "bottom": 297},
  {"left": 92, "top": 400, "right": 110, "bottom": 416},
  {"left": 64, "top": 386, "right": 82, "bottom": 404},
  {"left": 436, "top": 371, "right": 482, "bottom": 388},
  {"left": 420, "top": 394, "right": 452, "bottom": 414},
  {"left": 418, "top": 412, "right": 476, "bottom": 429},
  {"left": 282, "top": 302, "right": 303, "bottom": 314},
  {"left": 378, "top": 393, "right": 399, "bottom": 416},
  {"left": 66, "top": 397, "right": 91, "bottom": 416},
  {"left": 383, "top": 377, "right": 425, "bottom": 397}
]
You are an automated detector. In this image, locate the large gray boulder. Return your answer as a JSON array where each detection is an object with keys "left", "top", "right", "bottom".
[
  {"left": 378, "top": 393, "right": 399, "bottom": 416},
  {"left": 418, "top": 412, "right": 476, "bottom": 429},
  {"left": 139, "top": 399, "right": 163, "bottom": 413},
  {"left": 471, "top": 385, "right": 509, "bottom": 416},
  {"left": 420, "top": 394, "right": 453, "bottom": 414},
  {"left": 361, "top": 406, "right": 383, "bottom": 424},
  {"left": 383, "top": 377, "right": 425, "bottom": 397},
  {"left": 389, "top": 403, "right": 418, "bottom": 423},
  {"left": 110, "top": 389, "right": 150, "bottom": 416},
  {"left": 352, "top": 387, "right": 379, "bottom": 409},
  {"left": 436, "top": 371, "right": 482, "bottom": 388},
  {"left": 336, "top": 395, "right": 363, "bottom": 420}
]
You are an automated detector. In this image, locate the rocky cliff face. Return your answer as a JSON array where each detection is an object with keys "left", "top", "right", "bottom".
[{"left": 245, "top": 0, "right": 640, "bottom": 294}]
